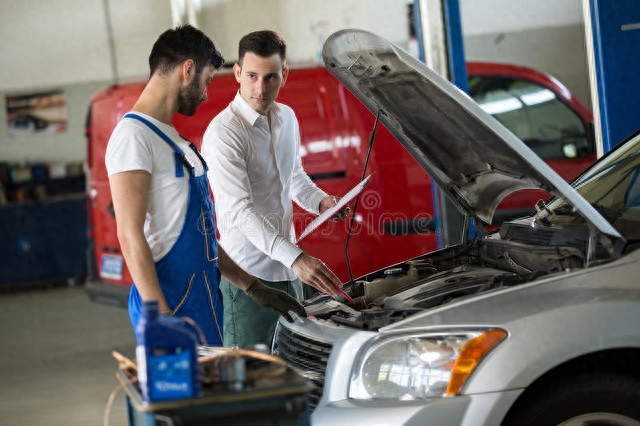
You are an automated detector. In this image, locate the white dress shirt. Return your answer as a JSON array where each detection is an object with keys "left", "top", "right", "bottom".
[{"left": 202, "top": 92, "right": 327, "bottom": 281}]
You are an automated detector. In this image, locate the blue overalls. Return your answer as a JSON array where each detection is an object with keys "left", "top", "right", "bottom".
[{"left": 124, "top": 113, "right": 224, "bottom": 346}]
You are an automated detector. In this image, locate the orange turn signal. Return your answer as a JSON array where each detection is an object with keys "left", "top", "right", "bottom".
[{"left": 446, "top": 329, "right": 507, "bottom": 395}]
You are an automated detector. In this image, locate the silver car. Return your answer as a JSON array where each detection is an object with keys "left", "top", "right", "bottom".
[{"left": 272, "top": 29, "right": 640, "bottom": 426}]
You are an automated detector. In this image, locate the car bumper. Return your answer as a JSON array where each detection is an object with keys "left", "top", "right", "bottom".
[{"left": 311, "top": 389, "right": 522, "bottom": 426}]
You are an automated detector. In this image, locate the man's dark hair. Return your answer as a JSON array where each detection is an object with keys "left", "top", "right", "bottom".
[
  {"left": 149, "top": 24, "right": 224, "bottom": 78},
  {"left": 238, "top": 30, "right": 286, "bottom": 65}
]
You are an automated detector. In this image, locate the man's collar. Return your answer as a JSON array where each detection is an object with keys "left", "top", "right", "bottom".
[{"left": 232, "top": 91, "right": 280, "bottom": 126}]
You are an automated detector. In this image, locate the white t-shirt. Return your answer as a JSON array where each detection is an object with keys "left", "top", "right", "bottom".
[{"left": 105, "top": 112, "right": 205, "bottom": 262}]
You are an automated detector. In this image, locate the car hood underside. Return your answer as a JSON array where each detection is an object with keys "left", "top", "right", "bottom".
[{"left": 322, "top": 28, "right": 619, "bottom": 238}]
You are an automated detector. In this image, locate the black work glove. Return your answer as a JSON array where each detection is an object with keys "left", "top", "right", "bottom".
[{"left": 245, "top": 278, "right": 307, "bottom": 322}]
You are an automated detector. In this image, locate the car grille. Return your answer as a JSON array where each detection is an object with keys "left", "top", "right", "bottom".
[{"left": 274, "top": 325, "right": 333, "bottom": 409}]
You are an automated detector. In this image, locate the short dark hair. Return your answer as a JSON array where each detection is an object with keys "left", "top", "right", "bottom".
[
  {"left": 148, "top": 24, "right": 224, "bottom": 78},
  {"left": 238, "top": 30, "right": 286, "bottom": 65}
]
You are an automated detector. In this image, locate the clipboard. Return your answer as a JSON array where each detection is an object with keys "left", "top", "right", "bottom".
[{"left": 296, "top": 174, "right": 373, "bottom": 243}]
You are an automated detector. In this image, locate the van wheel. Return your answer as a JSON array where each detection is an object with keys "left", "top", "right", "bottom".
[{"left": 502, "top": 373, "right": 640, "bottom": 426}]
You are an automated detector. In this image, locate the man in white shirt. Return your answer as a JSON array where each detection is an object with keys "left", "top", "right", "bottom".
[
  {"left": 106, "top": 25, "right": 305, "bottom": 346},
  {"left": 202, "top": 30, "right": 347, "bottom": 347}
]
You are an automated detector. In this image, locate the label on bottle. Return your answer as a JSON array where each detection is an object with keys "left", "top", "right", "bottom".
[{"left": 148, "top": 348, "right": 194, "bottom": 401}]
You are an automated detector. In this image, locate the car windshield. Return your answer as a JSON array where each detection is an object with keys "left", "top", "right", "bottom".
[{"left": 547, "top": 132, "right": 640, "bottom": 241}]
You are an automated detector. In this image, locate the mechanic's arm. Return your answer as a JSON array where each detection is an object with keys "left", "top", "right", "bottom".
[
  {"left": 216, "top": 246, "right": 256, "bottom": 291},
  {"left": 218, "top": 247, "right": 306, "bottom": 322},
  {"left": 109, "top": 170, "right": 170, "bottom": 313}
]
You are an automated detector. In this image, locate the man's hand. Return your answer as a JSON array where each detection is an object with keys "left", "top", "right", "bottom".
[
  {"left": 244, "top": 278, "right": 307, "bottom": 322},
  {"left": 319, "top": 195, "right": 350, "bottom": 222},
  {"left": 292, "top": 253, "right": 344, "bottom": 297}
]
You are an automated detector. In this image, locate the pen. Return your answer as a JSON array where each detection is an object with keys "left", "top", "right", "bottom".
[{"left": 334, "top": 283, "right": 354, "bottom": 304}]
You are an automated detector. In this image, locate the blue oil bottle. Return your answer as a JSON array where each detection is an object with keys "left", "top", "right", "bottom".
[{"left": 135, "top": 301, "right": 201, "bottom": 402}]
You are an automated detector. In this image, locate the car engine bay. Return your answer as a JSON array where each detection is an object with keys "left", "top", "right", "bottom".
[{"left": 303, "top": 217, "right": 618, "bottom": 330}]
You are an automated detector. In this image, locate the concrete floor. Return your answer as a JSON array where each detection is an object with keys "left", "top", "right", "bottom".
[{"left": 0, "top": 282, "right": 136, "bottom": 426}]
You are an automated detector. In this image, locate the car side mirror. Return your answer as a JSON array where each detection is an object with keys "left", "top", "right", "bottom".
[
  {"left": 560, "top": 124, "right": 593, "bottom": 158},
  {"left": 562, "top": 142, "right": 577, "bottom": 158}
]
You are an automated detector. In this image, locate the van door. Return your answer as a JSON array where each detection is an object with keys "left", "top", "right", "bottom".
[
  {"left": 87, "top": 84, "right": 143, "bottom": 290},
  {"left": 278, "top": 68, "right": 348, "bottom": 184}
]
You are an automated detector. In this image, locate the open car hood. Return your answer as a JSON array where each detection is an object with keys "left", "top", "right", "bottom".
[{"left": 322, "top": 29, "right": 619, "bottom": 237}]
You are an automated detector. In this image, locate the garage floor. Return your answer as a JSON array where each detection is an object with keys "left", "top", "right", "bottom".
[{"left": 0, "top": 282, "right": 135, "bottom": 426}]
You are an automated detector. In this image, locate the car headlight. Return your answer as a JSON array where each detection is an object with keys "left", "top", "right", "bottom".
[{"left": 349, "top": 328, "right": 507, "bottom": 400}]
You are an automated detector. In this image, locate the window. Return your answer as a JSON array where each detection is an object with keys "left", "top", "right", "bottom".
[{"left": 468, "top": 76, "right": 593, "bottom": 160}]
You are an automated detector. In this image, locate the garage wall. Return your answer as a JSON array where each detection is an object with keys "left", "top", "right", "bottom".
[
  {"left": 0, "top": 82, "right": 106, "bottom": 163},
  {"left": 460, "top": 0, "right": 591, "bottom": 109},
  {"left": 0, "top": 0, "right": 175, "bottom": 163},
  {"left": 463, "top": 24, "right": 591, "bottom": 109},
  {"left": 198, "top": 0, "right": 410, "bottom": 64},
  {"left": 0, "top": 0, "right": 410, "bottom": 92},
  {"left": 0, "top": 0, "right": 590, "bottom": 163},
  {"left": 0, "top": 0, "right": 411, "bottom": 163}
]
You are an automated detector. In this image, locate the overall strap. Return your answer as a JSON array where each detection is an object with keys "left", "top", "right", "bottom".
[{"left": 123, "top": 113, "right": 208, "bottom": 177}]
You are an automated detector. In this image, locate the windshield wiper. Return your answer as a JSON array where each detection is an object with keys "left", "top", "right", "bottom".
[
  {"left": 551, "top": 202, "right": 619, "bottom": 222},
  {"left": 551, "top": 204, "right": 576, "bottom": 216}
]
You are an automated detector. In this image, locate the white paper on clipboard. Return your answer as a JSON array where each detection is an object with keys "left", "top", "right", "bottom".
[{"left": 296, "top": 174, "right": 373, "bottom": 243}]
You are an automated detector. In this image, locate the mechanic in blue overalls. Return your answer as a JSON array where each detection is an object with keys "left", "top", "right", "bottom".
[{"left": 105, "top": 25, "right": 305, "bottom": 346}]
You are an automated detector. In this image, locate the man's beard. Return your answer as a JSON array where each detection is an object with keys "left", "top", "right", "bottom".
[{"left": 177, "top": 77, "right": 202, "bottom": 116}]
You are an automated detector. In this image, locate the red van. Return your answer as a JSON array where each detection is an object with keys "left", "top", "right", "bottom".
[{"left": 85, "top": 62, "right": 595, "bottom": 305}]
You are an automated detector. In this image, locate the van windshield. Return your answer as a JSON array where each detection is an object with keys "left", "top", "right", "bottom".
[{"left": 469, "top": 75, "right": 593, "bottom": 160}]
